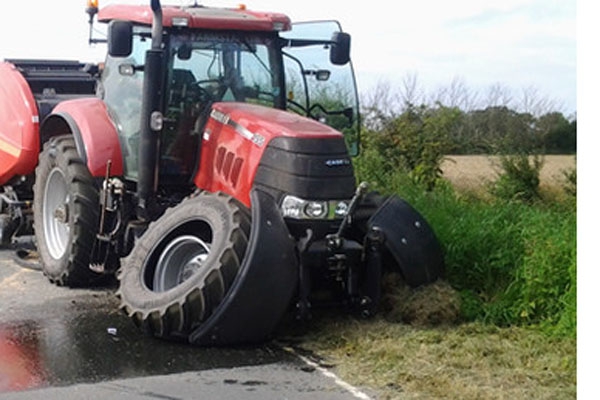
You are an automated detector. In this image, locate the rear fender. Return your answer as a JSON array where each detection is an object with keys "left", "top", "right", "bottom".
[
  {"left": 189, "top": 188, "right": 299, "bottom": 345},
  {"left": 40, "top": 98, "right": 123, "bottom": 177},
  {"left": 368, "top": 195, "right": 445, "bottom": 287}
]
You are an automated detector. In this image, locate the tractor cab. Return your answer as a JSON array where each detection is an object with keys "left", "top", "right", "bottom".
[{"left": 92, "top": 4, "right": 360, "bottom": 189}]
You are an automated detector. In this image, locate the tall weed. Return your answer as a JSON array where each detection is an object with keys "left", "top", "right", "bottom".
[{"left": 506, "top": 208, "right": 576, "bottom": 332}]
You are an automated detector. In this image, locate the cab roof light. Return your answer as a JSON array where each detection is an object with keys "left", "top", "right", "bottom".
[
  {"left": 272, "top": 21, "right": 285, "bottom": 31},
  {"left": 172, "top": 17, "right": 189, "bottom": 27}
]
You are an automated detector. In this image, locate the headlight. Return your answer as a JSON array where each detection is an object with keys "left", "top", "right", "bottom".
[
  {"left": 305, "top": 201, "right": 327, "bottom": 219},
  {"left": 280, "top": 196, "right": 349, "bottom": 220},
  {"left": 334, "top": 201, "right": 349, "bottom": 218},
  {"left": 281, "top": 196, "right": 304, "bottom": 219}
]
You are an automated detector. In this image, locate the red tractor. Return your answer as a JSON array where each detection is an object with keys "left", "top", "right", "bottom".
[{"left": 0, "top": 0, "right": 444, "bottom": 345}]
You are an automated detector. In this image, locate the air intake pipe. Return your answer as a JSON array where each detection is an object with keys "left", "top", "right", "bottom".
[{"left": 137, "top": 0, "right": 164, "bottom": 220}]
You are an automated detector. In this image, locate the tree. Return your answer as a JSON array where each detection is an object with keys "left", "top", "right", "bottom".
[
  {"left": 484, "top": 83, "right": 514, "bottom": 108},
  {"left": 465, "top": 106, "right": 536, "bottom": 153},
  {"left": 431, "top": 76, "right": 479, "bottom": 111},
  {"left": 536, "top": 112, "right": 576, "bottom": 153},
  {"left": 360, "top": 80, "right": 402, "bottom": 131},
  {"left": 519, "top": 85, "right": 562, "bottom": 118},
  {"left": 370, "top": 104, "right": 459, "bottom": 190}
]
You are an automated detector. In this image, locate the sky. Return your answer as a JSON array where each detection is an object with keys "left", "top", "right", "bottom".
[{"left": 0, "top": 0, "right": 577, "bottom": 115}]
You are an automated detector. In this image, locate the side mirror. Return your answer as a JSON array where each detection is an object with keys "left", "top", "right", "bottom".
[
  {"left": 108, "top": 20, "right": 133, "bottom": 57},
  {"left": 330, "top": 32, "right": 351, "bottom": 65}
]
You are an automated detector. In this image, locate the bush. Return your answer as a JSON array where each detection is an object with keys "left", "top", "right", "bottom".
[
  {"left": 362, "top": 104, "right": 459, "bottom": 191},
  {"left": 491, "top": 153, "right": 544, "bottom": 203}
]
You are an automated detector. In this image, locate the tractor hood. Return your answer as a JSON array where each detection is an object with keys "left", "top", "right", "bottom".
[
  {"left": 193, "top": 101, "right": 351, "bottom": 207},
  {"left": 209, "top": 102, "right": 344, "bottom": 145}
]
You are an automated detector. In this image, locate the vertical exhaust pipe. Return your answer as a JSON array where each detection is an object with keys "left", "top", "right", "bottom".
[
  {"left": 137, "top": 0, "right": 164, "bottom": 220},
  {"left": 150, "top": 0, "right": 164, "bottom": 49}
]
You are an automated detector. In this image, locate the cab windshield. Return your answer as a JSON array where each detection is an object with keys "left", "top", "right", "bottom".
[{"left": 167, "top": 32, "right": 284, "bottom": 111}]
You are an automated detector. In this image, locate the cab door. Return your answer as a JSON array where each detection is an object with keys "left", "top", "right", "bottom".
[{"left": 281, "top": 21, "right": 360, "bottom": 155}]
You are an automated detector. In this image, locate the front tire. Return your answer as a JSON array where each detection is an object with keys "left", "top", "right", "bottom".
[
  {"left": 117, "top": 192, "right": 250, "bottom": 341},
  {"left": 33, "top": 135, "right": 102, "bottom": 286}
]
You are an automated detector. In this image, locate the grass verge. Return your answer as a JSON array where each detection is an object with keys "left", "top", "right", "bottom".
[{"left": 281, "top": 314, "right": 576, "bottom": 400}]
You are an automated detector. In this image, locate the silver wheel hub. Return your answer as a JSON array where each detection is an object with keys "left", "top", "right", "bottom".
[
  {"left": 53, "top": 204, "right": 69, "bottom": 224},
  {"left": 153, "top": 235, "right": 211, "bottom": 292},
  {"left": 43, "top": 167, "right": 70, "bottom": 260}
]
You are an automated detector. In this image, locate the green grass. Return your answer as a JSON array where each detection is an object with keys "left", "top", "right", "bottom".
[
  {"left": 412, "top": 190, "right": 574, "bottom": 335},
  {"left": 356, "top": 167, "right": 576, "bottom": 337}
]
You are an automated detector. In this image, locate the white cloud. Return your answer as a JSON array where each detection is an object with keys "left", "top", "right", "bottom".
[{"left": 0, "top": 0, "right": 576, "bottom": 112}]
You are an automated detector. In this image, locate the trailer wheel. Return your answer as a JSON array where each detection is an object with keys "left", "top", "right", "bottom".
[
  {"left": 33, "top": 135, "right": 103, "bottom": 286},
  {"left": 117, "top": 192, "right": 250, "bottom": 341}
]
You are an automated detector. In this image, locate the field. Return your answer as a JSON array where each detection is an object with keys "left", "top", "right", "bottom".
[{"left": 441, "top": 155, "right": 576, "bottom": 192}]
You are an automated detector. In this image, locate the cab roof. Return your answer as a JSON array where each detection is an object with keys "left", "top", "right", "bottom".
[{"left": 97, "top": 4, "right": 291, "bottom": 32}]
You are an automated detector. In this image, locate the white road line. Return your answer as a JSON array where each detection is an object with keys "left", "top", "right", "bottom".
[{"left": 282, "top": 345, "right": 373, "bottom": 400}]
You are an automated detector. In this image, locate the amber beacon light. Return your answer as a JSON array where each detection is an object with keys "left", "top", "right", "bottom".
[{"left": 86, "top": 0, "right": 99, "bottom": 17}]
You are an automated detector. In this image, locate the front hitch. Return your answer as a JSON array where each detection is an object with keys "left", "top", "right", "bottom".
[{"left": 326, "top": 181, "right": 369, "bottom": 250}]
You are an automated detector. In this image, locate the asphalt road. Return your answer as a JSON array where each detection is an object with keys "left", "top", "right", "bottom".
[{"left": 0, "top": 247, "right": 375, "bottom": 400}]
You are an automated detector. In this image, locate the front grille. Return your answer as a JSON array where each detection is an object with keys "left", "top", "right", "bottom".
[{"left": 254, "top": 137, "right": 356, "bottom": 202}]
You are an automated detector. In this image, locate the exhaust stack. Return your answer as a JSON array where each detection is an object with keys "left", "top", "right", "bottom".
[
  {"left": 150, "top": 0, "right": 164, "bottom": 50},
  {"left": 136, "top": 0, "right": 164, "bottom": 220}
]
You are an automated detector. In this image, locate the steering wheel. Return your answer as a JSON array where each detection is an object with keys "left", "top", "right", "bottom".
[{"left": 189, "top": 78, "right": 225, "bottom": 102}]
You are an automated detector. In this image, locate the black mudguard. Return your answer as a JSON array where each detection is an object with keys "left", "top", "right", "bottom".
[
  {"left": 189, "top": 189, "right": 298, "bottom": 345},
  {"left": 368, "top": 195, "right": 444, "bottom": 287}
]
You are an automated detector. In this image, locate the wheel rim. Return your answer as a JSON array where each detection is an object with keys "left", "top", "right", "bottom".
[
  {"left": 43, "top": 167, "right": 70, "bottom": 260},
  {"left": 153, "top": 235, "right": 211, "bottom": 292}
]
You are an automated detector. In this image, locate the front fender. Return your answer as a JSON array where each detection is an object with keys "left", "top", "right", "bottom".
[
  {"left": 368, "top": 195, "right": 445, "bottom": 287},
  {"left": 40, "top": 98, "right": 123, "bottom": 177},
  {"left": 189, "top": 188, "right": 299, "bottom": 345}
]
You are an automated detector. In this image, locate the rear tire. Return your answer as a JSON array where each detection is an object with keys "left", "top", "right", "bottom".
[
  {"left": 33, "top": 135, "right": 103, "bottom": 286},
  {"left": 117, "top": 192, "right": 250, "bottom": 341}
]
